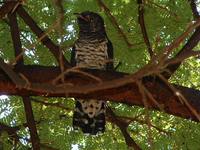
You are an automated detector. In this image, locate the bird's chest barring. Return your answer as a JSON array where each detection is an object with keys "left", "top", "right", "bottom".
[{"left": 75, "top": 42, "right": 108, "bottom": 68}]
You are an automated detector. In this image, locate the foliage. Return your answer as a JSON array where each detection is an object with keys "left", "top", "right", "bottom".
[{"left": 0, "top": 0, "right": 200, "bottom": 149}]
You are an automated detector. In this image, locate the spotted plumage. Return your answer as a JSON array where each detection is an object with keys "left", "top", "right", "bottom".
[{"left": 71, "top": 11, "right": 113, "bottom": 135}]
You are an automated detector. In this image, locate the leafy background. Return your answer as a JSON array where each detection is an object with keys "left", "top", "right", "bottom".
[{"left": 0, "top": 0, "right": 200, "bottom": 149}]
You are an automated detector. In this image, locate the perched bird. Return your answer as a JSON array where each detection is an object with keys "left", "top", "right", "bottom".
[{"left": 71, "top": 11, "right": 114, "bottom": 135}]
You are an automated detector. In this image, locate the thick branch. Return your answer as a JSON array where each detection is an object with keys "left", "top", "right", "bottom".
[
  {"left": 8, "top": 11, "right": 24, "bottom": 66},
  {"left": 0, "top": 65, "right": 199, "bottom": 121},
  {"left": 0, "top": 1, "right": 17, "bottom": 19},
  {"left": 22, "top": 97, "right": 40, "bottom": 150}
]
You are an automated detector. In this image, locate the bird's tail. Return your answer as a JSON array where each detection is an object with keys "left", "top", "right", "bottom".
[{"left": 73, "top": 100, "right": 105, "bottom": 135}]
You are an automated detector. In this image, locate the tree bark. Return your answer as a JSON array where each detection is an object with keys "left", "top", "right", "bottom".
[{"left": 0, "top": 65, "right": 199, "bottom": 122}]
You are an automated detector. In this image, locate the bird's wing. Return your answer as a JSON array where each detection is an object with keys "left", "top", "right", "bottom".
[
  {"left": 106, "top": 38, "right": 114, "bottom": 71},
  {"left": 70, "top": 46, "right": 76, "bottom": 67}
]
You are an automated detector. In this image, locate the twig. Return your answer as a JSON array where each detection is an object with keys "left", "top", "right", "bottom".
[
  {"left": 96, "top": 0, "right": 134, "bottom": 47},
  {"left": 52, "top": 66, "right": 102, "bottom": 84},
  {"left": 116, "top": 115, "right": 170, "bottom": 136},
  {"left": 10, "top": 18, "right": 60, "bottom": 66},
  {"left": 137, "top": 81, "right": 153, "bottom": 148},
  {"left": 114, "top": 61, "right": 122, "bottom": 70},
  {"left": 135, "top": 118, "right": 170, "bottom": 136},
  {"left": 10, "top": 1, "right": 21, "bottom": 14},
  {"left": 146, "top": 0, "right": 178, "bottom": 19},
  {"left": 165, "top": 50, "right": 200, "bottom": 66},
  {"left": 160, "top": 18, "right": 200, "bottom": 60},
  {"left": 158, "top": 74, "right": 200, "bottom": 121},
  {"left": 54, "top": 0, "right": 65, "bottom": 83},
  {"left": 142, "top": 84, "right": 164, "bottom": 111},
  {"left": 164, "top": 0, "right": 200, "bottom": 78},
  {"left": 16, "top": 5, "right": 71, "bottom": 68},
  {"left": 137, "top": 0, "right": 153, "bottom": 58},
  {"left": 157, "top": 18, "right": 200, "bottom": 78}
]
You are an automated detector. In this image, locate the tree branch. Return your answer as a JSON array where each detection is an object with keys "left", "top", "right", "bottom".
[
  {"left": 96, "top": 0, "right": 134, "bottom": 47},
  {"left": 0, "top": 65, "right": 199, "bottom": 121},
  {"left": 0, "top": 1, "right": 17, "bottom": 19},
  {"left": 22, "top": 96, "right": 40, "bottom": 150},
  {"left": 137, "top": 0, "right": 153, "bottom": 58},
  {"left": 164, "top": 0, "right": 200, "bottom": 78},
  {"left": 16, "top": 5, "right": 71, "bottom": 68},
  {"left": 8, "top": 11, "right": 24, "bottom": 67},
  {"left": 107, "top": 107, "right": 141, "bottom": 149}
]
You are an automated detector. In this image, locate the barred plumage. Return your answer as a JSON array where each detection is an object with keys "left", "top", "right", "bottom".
[
  {"left": 75, "top": 39, "right": 108, "bottom": 69},
  {"left": 71, "top": 11, "right": 113, "bottom": 135}
]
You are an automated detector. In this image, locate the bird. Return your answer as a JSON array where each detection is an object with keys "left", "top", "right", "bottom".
[{"left": 71, "top": 11, "right": 114, "bottom": 135}]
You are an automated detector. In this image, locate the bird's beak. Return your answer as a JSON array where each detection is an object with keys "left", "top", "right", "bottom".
[{"left": 74, "top": 13, "right": 89, "bottom": 22}]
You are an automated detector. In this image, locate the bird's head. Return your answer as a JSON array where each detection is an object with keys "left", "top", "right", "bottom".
[{"left": 74, "top": 11, "right": 105, "bottom": 33}]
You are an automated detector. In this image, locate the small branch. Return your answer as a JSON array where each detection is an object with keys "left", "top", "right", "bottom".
[
  {"left": 165, "top": 50, "right": 200, "bottom": 66},
  {"left": 117, "top": 116, "right": 170, "bottom": 136},
  {"left": 142, "top": 83, "right": 164, "bottom": 111},
  {"left": 96, "top": 0, "right": 134, "bottom": 47},
  {"left": 146, "top": 0, "right": 178, "bottom": 19},
  {"left": 10, "top": 18, "right": 61, "bottom": 66},
  {"left": 54, "top": 0, "right": 65, "bottom": 83},
  {"left": 165, "top": 1, "right": 200, "bottom": 78},
  {"left": 114, "top": 61, "right": 122, "bottom": 70},
  {"left": 137, "top": 81, "right": 153, "bottom": 147},
  {"left": 16, "top": 5, "right": 71, "bottom": 68},
  {"left": 137, "top": 0, "right": 153, "bottom": 58},
  {"left": 166, "top": 27, "right": 200, "bottom": 78},
  {"left": 161, "top": 18, "right": 200, "bottom": 59},
  {"left": 52, "top": 66, "right": 102, "bottom": 84},
  {"left": 158, "top": 74, "right": 200, "bottom": 121},
  {"left": 22, "top": 96, "right": 40, "bottom": 150}
]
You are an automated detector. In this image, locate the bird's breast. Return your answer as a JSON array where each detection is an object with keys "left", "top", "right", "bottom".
[{"left": 75, "top": 39, "right": 108, "bottom": 69}]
